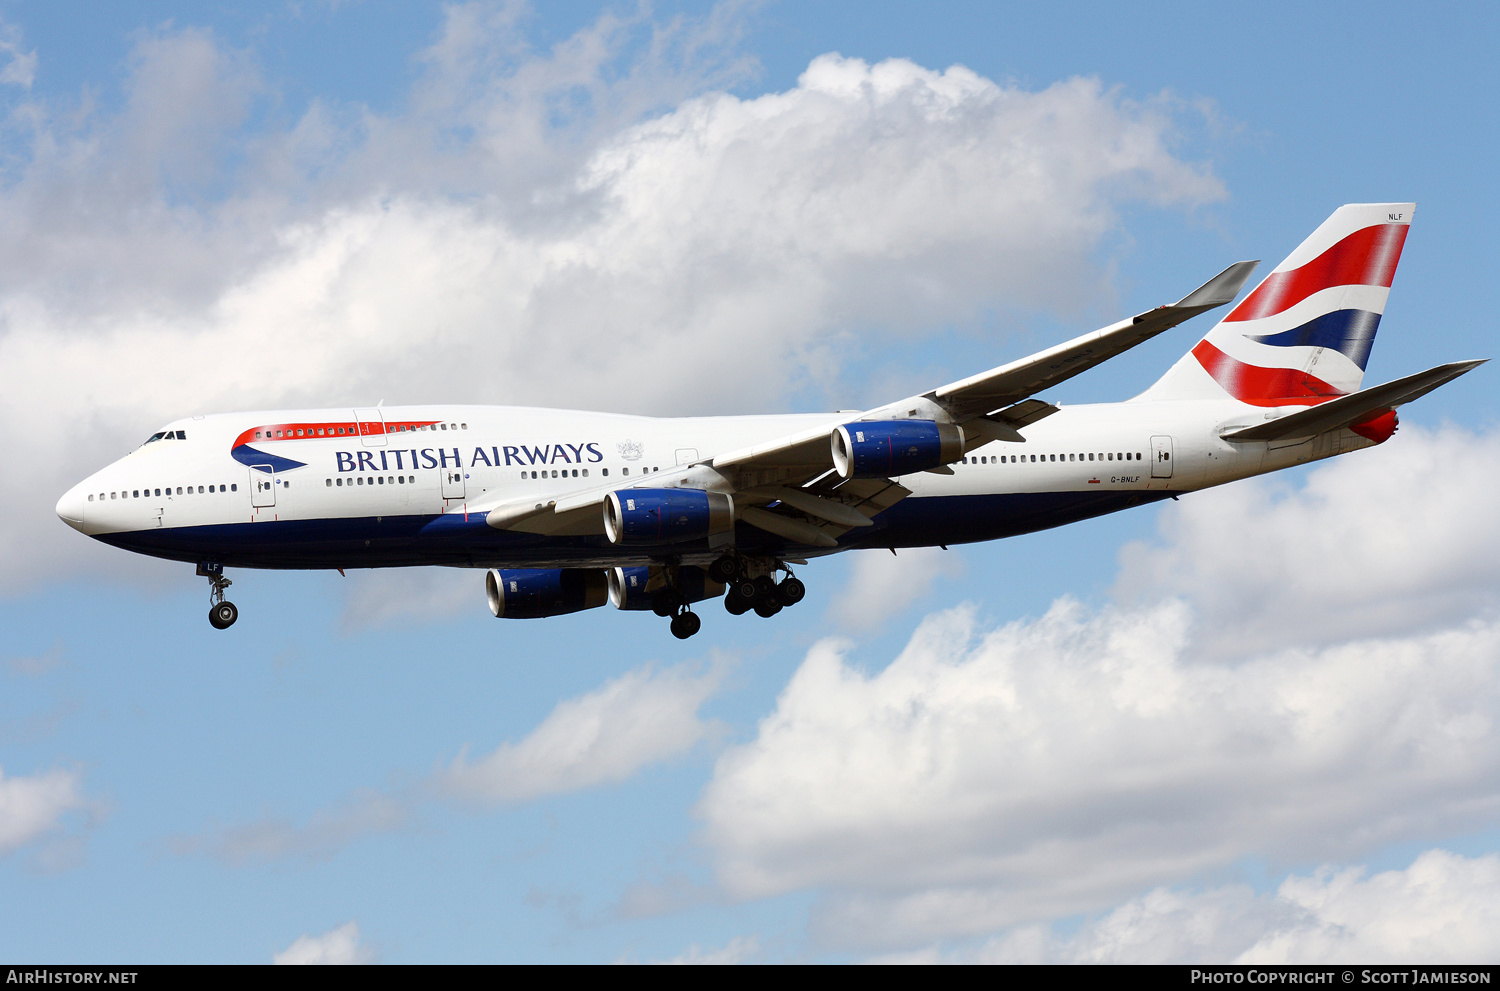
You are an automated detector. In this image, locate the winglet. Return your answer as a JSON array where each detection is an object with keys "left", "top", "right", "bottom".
[{"left": 1173, "top": 260, "right": 1260, "bottom": 310}]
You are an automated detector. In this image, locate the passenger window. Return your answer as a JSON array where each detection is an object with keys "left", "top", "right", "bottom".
[
  {"left": 377, "top": 476, "right": 384, "bottom": 485},
  {"left": 111, "top": 493, "right": 116, "bottom": 499},
  {"left": 326, "top": 479, "right": 332, "bottom": 487},
  {"left": 583, "top": 469, "right": 589, "bottom": 477},
  {"left": 155, "top": 488, "right": 162, "bottom": 496},
  {"left": 531, "top": 471, "right": 538, "bottom": 479},
  {"left": 88, "top": 494, "right": 94, "bottom": 501},
  {"left": 408, "top": 476, "right": 414, "bottom": 483},
  {"left": 602, "top": 468, "right": 609, "bottom": 476},
  {"left": 623, "top": 467, "right": 630, "bottom": 475},
  {"left": 397, "top": 476, "right": 404, "bottom": 484},
  {"left": 231, "top": 484, "right": 237, "bottom": 492},
  {"left": 461, "top": 423, "right": 467, "bottom": 429},
  {"left": 572, "top": 469, "right": 578, "bottom": 477}
]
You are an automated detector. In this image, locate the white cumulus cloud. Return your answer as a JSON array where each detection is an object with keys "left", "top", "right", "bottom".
[
  {"left": 0, "top": 766, "right": 86, "bottom": 855},
  {"left": 828, "top": 546, "right": 964, "bottom": 631},
  {"left": 273, "top": 920, "right": 374, "bottom": 965},
  {"left": 440, "top": 658, "right": 728, "bottom": 804},
  {"left": 174, "top": 656, "right": 729, "bottom": 864},
  {"left": 0, "top": 6, "right": 1224, "bottom": 592},
  {"left": 889, "top": 849, "right": 1500, "bottom": 964},
  {"left": 1116, "top": 424, "right": 1500, "bottom": 656},
  {"left": 696, "top": 424, "right": 1500, "bottom": 950}
]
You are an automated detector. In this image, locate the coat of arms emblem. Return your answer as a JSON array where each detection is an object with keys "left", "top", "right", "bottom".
[{"left": 617, "top": 440, "right": 644, "bottom": 461}]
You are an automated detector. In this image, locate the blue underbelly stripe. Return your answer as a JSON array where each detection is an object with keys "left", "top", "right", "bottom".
[{"left": 94, "top": 490, "right": 1171, "bottom": 569}]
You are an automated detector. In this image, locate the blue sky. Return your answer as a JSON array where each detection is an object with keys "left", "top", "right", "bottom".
[{"left": 1, "top": 0, "right": 1498, "bottom": 964}]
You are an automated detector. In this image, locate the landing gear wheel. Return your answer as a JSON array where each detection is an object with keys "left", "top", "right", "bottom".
[
  {"left": 777, "top": 577, "right": 806, "bottom": 607},
  {"left": 707, "top": 555, "right": 739, "bottom": 584},
  {"left": 651, "top": 588, "right": 683, "bottom": 617},
  {"left": 670, "top": 611, "right": 702, "bottom": 639},
  {"left": 754, "top": 597, "right": 782, "bottom": 618},
  {"left": 209, "top": 601, "right": 238, "bottom": 630},
  {"left": 753, "top": 575, "right": 777, "bottom": 600},
  {"left": 724, "top": 593, "right": 752, "bottom": 616},
  {"left": 729, "top": 579, "right": 759, "bottom": 609}
]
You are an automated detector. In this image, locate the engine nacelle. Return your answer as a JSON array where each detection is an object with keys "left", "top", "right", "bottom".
[
  {"left": 831, "top": 419, "right": 965, "bottom": 479},
  {"left": 608, "top": 566, "right": 726, "bottom": 610},
  {"left": 603, "top": 488, "right": 734, "bottom": 545},
  {"left": 486, "top": 568, "right": 608, "bottom": 619}
]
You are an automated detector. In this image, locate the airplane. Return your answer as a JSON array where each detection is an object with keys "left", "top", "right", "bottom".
[{"left": 55, "top": 203, "right": 1483, "bottom": 639}]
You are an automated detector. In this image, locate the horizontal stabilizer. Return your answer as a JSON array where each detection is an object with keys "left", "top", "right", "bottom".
[{"left": 1222, "top": 359, "right": 1486, "bottom": 442}]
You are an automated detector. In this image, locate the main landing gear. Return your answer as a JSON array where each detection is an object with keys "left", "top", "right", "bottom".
[
  {"left": 198, "top": 562, "right": 238, "bottom": 630},
  {"left": 647, "top": 577, "right": 704, "bottom": 640},
  {"left": 718, "top": 555, "right": 804, "bottom": 619}
]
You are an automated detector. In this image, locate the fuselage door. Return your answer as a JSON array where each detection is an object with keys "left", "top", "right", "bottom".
[
  {"left": 1151, "top": 435, "right": 1174, "bottom": 479},
  {"left": 442, "top": 468, "right": 466, "bottom": 500},
  {"left": 251, "top": 467, "right": 277, "bottom": 507},
  {"left": 354, "top": 408, "right": 387, "bottom": 447}
]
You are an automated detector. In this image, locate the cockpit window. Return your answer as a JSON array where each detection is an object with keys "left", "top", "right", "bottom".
[{"left": 142, "top": 429, "right": 187, "bottom": 446}]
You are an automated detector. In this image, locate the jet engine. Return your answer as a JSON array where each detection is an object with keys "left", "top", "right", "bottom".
[
  {"left": 485, "top": 568, "right": 609, "bottom": 619},
  {"left": 603, "top": 488, "right": 734, "bottom": 545},
  {"left": 831, "top": 420, "right": 964, "bottom": 479},
  {"left": 608, "top": 565, "right": 726, "bottom": 611}
]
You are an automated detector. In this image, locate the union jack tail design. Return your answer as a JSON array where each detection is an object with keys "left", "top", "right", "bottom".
[{"left": 1140, "top": 203, "right": 1414, "bottom": 406}]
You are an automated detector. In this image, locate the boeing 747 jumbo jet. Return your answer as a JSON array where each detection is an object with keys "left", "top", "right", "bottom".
[{"left": 56, "top": 203, "right": 1483, "bottom": 638}]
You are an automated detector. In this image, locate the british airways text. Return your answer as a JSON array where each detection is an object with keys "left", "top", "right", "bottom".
[{"left": 334, "top": 444, "right": 604, "bottom": 472}]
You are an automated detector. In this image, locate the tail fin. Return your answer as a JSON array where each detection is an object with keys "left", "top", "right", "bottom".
[{"left": 1139, "top": 203, "right": 1414, "bottom": 405}]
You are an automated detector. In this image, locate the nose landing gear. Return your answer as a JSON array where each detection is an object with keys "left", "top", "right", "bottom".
[{"left": 198, "top": 562, "right": 238, "bottom": 630}]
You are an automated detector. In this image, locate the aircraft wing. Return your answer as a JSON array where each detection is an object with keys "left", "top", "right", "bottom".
[
  {"left": 710, "top": 259, "right": 1259, "bottom": 473},
  {"left": 488, "top": 259, "right": 1258, "bottom": 542},
  {"left": 927, "top": 260, "right": 1260, "bottom": 421}
]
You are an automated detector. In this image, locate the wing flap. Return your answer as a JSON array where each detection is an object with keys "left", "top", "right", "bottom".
[{"left": 739, "top": 506, "right": 840, "bottom": 547}]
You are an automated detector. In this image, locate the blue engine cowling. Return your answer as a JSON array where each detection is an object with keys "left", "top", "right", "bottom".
[
  {"left": 831, "top": 420, "right": 965, "bottom": 479},
  {"left": 603, "top": 488, "right": 734, "bottom": 545},
  {"left": 486, "top": 568, "right": 609, "bottom": 619},
  {"left": 608, "top": 566, "right": 726, "bottom": 610}
]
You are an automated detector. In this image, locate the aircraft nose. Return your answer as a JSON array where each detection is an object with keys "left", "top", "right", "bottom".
[{"left": 55, "top": 484, "right": 89, "bottom": 531}]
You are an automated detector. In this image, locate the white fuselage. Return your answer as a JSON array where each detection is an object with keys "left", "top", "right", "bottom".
[{"left": 55, "top": 399, "right": 1375, "bottom": 572}]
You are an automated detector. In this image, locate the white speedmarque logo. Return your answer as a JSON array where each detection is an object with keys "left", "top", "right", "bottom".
[{"left": 617, "top": 440, "right": 644, "bottom": 461}]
